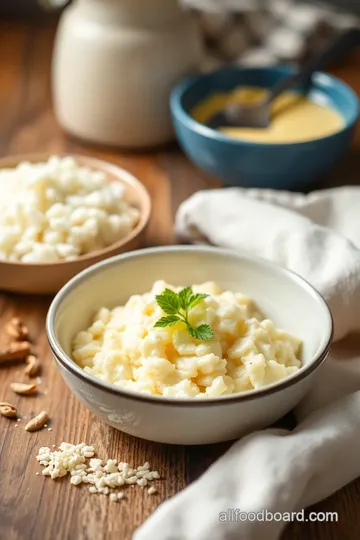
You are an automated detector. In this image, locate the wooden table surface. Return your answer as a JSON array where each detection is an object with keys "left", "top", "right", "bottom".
[{"left": 1, "top": 21, "right": 360, "bottom": 540}]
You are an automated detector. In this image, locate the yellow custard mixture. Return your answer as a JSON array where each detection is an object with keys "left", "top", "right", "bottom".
[{"left": 192, "top": 87, "right": 344, "bottom": 143}]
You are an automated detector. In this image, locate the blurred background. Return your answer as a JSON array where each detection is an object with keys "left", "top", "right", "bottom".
[
  {"left": 0, "top": 0, "right": 359, "bottom": 182},
  {"left": 2, "top": 0, "right": 360, "bottom": 18},
  {"left": 1, "top": 0, "right": 359, "bottom": 69}
]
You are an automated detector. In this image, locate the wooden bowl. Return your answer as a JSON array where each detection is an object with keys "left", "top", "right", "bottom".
[{"left": 0, "top": 154, "right": 151, "bottom": 295}]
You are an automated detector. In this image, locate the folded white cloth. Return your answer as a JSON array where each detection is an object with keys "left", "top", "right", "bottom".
[{"left": 134, "top": 186, "right": 360, "bottom": 540}]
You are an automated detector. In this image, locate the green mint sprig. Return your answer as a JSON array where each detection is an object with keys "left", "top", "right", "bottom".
[{"left": 154, "top": 286, "right": 213, "bottom": 340}]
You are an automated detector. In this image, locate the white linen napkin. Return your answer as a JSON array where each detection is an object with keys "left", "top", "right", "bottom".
[{"left": 134, "top": 186, "right": 360, "bottom": 540}]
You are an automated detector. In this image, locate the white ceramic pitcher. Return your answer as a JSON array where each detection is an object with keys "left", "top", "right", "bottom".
[{"left": 52, "top": 0, "right": 202, "bottom": 148}]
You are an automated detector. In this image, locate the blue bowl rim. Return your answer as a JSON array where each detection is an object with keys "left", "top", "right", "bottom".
[{"left": 170, "top": 65, "right": 360, "bottom": 148}]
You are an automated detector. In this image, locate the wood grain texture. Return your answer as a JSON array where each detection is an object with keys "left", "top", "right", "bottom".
[{"left": 0, "top": 20, "right": 360, "bottom": 540}]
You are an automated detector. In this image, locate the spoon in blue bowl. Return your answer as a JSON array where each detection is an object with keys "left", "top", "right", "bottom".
[{"left": 206, "top": 28, "right": 360, "bottom": 130}]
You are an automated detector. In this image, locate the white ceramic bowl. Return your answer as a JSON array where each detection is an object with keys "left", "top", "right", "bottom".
[{"left": 46, "top": 246, "right": 333, "bottom": 445}]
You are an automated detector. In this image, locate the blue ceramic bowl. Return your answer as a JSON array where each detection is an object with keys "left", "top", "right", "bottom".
[{"left": 170, "top": 66, "right": 359, "bottom": 189}]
